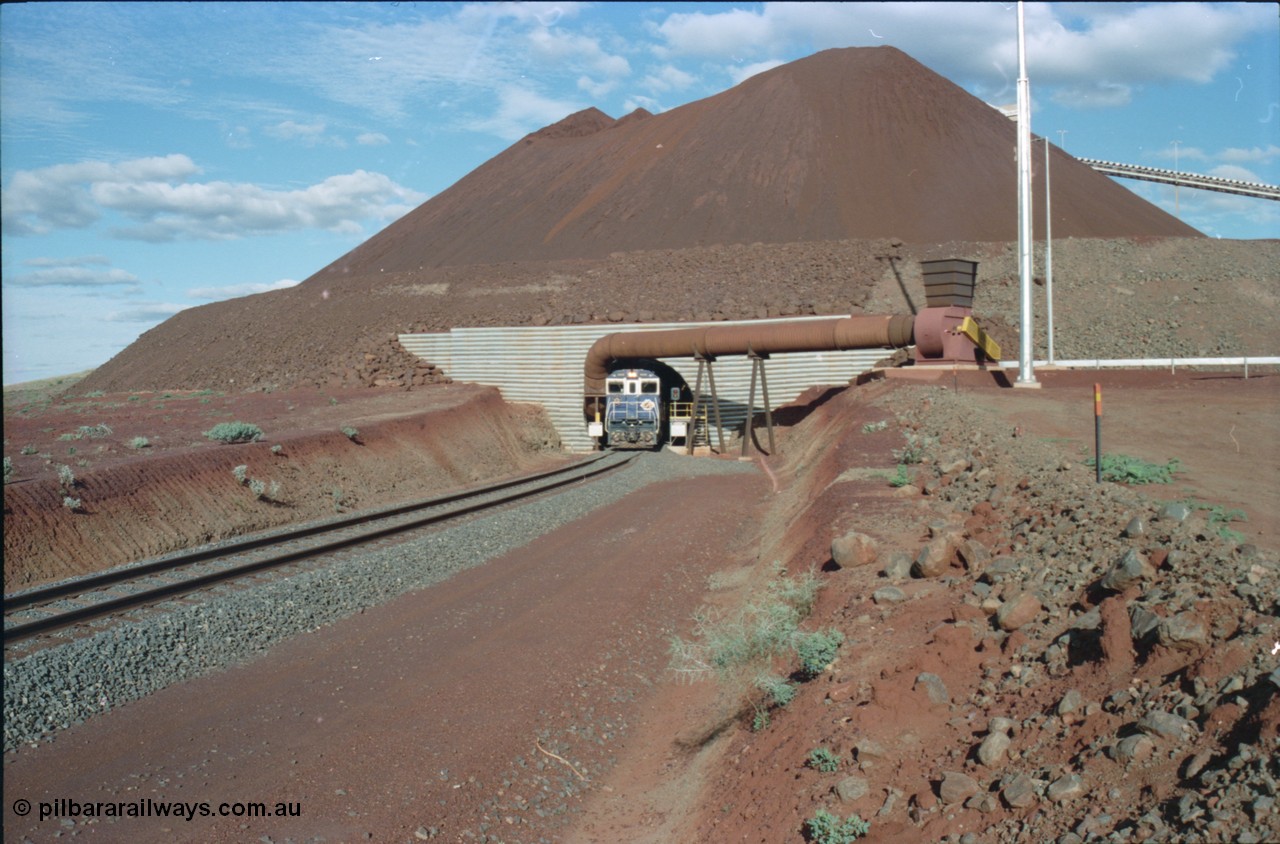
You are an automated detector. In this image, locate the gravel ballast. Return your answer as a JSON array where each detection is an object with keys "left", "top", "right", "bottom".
[{"left": 3, "top": 451, "right": 754, "bottom": 751}]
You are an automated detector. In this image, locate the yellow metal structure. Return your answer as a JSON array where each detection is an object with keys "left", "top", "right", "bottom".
[{"left": 957, "top": 316, "right": 1002, "bottom": 362}]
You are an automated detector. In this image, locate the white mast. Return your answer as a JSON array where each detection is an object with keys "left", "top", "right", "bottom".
[{"left": 1014, "top": 1, "right": 1039, "bottom": 387}]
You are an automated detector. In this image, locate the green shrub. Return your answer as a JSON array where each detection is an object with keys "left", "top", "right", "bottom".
[
  {"left": 861, "top": 420, "right": 887, "bottom": 434},
  {"left": 805, "top": 808, "right": 870, "bottom": 843},
  {"left": 77, "top": 423, "right": 112, "bottom": 439},
  {"left": 341, "top": 426, "right": 360, "bottom": 441},
  {"left": 807, "top": 746, "right": 841, "bottom": 773},
  {"left": 270, "top": 444, "right": 283, "bottom": 455},
  {"left": 21, "top": 445, "right": 37, "bottom": 455},
  {"left": 63, "top": 496, "right": 82, "bottom": 511},
  {"left": 3, "top": 456, "right": 12, "bottom": 484},
  {"left": 668, "top": 567, "right": 819, "bottom": 683},
  {"left": 889, "top": 465, "right": 910, "bottom": 488},
  {"left": 1086, "top": 453, "right": 1180, "bottom": 484},
  {"left": 795, "top": 629, "right": 844, "bottom": 678},
  {"left": 130, "top": 436, "right": 150, "bottom": 449},
  {"left": 204, "top": 422, "right": 262, "bottom": 444},
  {"left": 57, "top": 464, "right": 76, "bottom": 490},
  {"left": 232, "top": 464, "right": 249, "bottom": 485},
  {"left": 755, "top": 673, "right": 797, "bottom": 708},
  {"left": 892, "top": 432, "right": 934, "bottom": 465}
]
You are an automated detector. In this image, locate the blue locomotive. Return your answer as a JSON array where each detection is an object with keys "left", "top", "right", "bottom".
[{"left": 591, "top": 368, "right": 664, "bottom": 449}]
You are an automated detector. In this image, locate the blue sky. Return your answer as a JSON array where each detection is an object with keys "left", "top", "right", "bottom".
[{"left": 2, "top": 2, "right": 1277, "bottom": 385}]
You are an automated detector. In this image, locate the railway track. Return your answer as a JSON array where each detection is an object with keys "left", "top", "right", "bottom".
[{"left": 3, "top": 450, "right": 635, "bottom": 648}]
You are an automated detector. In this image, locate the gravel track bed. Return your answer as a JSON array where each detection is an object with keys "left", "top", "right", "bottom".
[{"left": 3, "top": 451, "right": 754, "bottom": 752}]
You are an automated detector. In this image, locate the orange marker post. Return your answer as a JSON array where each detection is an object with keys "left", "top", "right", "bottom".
[{"left": 1094, "top": 383, "right": 1103, "bottom": 483}]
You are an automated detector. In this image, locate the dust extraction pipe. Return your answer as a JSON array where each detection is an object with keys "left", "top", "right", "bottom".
[{"left": 583, "top": 314, "right": 915, "bottom": 396}]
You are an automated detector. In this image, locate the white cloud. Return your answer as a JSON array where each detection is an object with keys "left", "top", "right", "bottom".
[
  {"left": 1219, "top": 145, "right": 1280, "bottom": 165},
  {"left": 22, "top": 255, "right": 113, "bottom": 268},
  {"left": 1153, "top": 145, "right": 1210, "bottom": 164},
  {"left": 655, "top": 7, "right": 776, "bottom": 58},
  {"left": 263, "top": 119, "right": 340, "bottom": 147},
  {"left": 1208, "top": 164, "right": 1264, "bottom": 183},
  {"left": 187, "top": 279, "right": 301, "bottom": 300},
  {"left": 621, "top": 94, "right": 662, "bottom": 115},
  {"left": 527, "top": 28, "right": 630, "bottom": 78},
  {"left": 728, "top": 60, "right": 786, "bottom": 86},
  {"left": 1049, "top": 82, "right": 1133, "bottom": 110},
  {"left": 2, "top": 156, "right": 426, "bottom": 242},
  {"left": 8, "top": 265, "right": 139, "bottom": 288},
  {"left": 103, "top": 303, "right": 191, "bottom": 323},
  {"left": 643, "top": 64, "right": 698, "bottom": 94},
  {"left": 577, "top": 75, "right": 617, "bottom": 99},
  {"left": 468, "top": 86, "right": 587, "bottom": 141},
  {"left": 650, "top": 2, "right": 1269, "bottom": 108},
  {"left": 357, "top": 132, "right": 391, "bottom": 146},
  {"left": 1, "top": 155, "right": 199, "bottom": 235}
]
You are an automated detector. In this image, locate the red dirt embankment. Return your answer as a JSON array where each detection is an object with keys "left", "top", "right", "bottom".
[{"left": 3, "top": 386, "right": 562, "bottom": 591}]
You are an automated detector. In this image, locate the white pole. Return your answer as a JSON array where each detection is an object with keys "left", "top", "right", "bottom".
[
  {"left": 1045, "top": 137, "right": 1054, "bottom": 365},
  {"left": 1015, "top": 1, "right": 1038, "bottom": 387}
]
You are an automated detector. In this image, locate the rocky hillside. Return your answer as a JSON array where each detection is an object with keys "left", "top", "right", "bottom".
[{"left": 680, "top": 376, "right": 1279, "bottom": 843}]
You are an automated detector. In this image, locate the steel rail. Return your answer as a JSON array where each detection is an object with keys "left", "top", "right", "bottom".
[
  {"left": 5, "top": 452, "right": 611, "bottom": 614},
  {"left": 4, "top": 451, "right": 634, "bottom": 644}
]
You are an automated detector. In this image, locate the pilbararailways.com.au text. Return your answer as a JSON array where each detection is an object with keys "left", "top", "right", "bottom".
[{"left": 16, "top": 797, "right": 301, "bottom": 823}]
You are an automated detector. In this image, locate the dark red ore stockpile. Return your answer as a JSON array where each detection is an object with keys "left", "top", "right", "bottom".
[{"left": 72, "top": 46, "right": 1214, "bottom": 397}]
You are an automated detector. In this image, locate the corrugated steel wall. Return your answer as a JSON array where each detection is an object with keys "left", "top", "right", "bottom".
[{"left": 399, "top": 317, "right": 890, "bottom": 452}]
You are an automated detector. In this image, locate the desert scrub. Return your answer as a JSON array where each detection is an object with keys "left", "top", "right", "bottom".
[
  {"left": 668, "top": 566, "right": 822, "bottom": 681},
  {"left": 21, "top": 445, "right": 37, "bottom": 455},
  {"left": 63, "top": 496, "right": 82, "bottom": 511},
  {"left": 795, "top": 628, "right": 844, "bottom": 678},
  {"left": 341, "top": 426, "right": 360, "bottom": 441},
  {"left": 807, "top": 746, "right": 841, "bottom": 773},
  {"left": 3, "top": 456, "right": 12, "bottom": 484},
  {"left": 1087, "top": 453, "right": 1181, "bottom": 484},
  {"left": 204, "top": 422, "right": 262, "bottom": 444},
  {"left": 232, "top": 464, "right": 249, "bottom": 485},
  {"left": 888, "top": 464, "right": 911, "bottom": 488},
  {"left": 805, "top": 808, "right": 869, "bottom": 843},
  {"left": 861, "top": 420, "right": 887, "bottom": 433},
  {"left": 130, "top": 436, "right": 150, "bottom": 449},
  {"left": 755, "top": 673, "right": 797, "bottom": 708},
  {"left": 892, "top": 431, "right": 934, "bottom": 465},
  {"left": 77, "top": 423, "right": 113, "bottom": 439},
  {"left": 1186, "top": 500, "right": 1248, "bottom": 542},
  {"left": 57, "top": 464, "right": 76, "bottom": 490},
  {"left": 270, "top": 444, "right": 284, "bottom": 455}
]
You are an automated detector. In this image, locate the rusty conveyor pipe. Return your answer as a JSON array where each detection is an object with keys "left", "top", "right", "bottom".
[{"left": 583, "top": 314, "right": 915, "bottom": 396}]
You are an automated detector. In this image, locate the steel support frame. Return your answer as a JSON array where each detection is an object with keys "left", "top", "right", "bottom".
[
  {"left": 741, "top": 350, "right": 775, "bottom": 457},
  {"left": 686, "top": 352, "right": 726, "bottom": 455}
]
